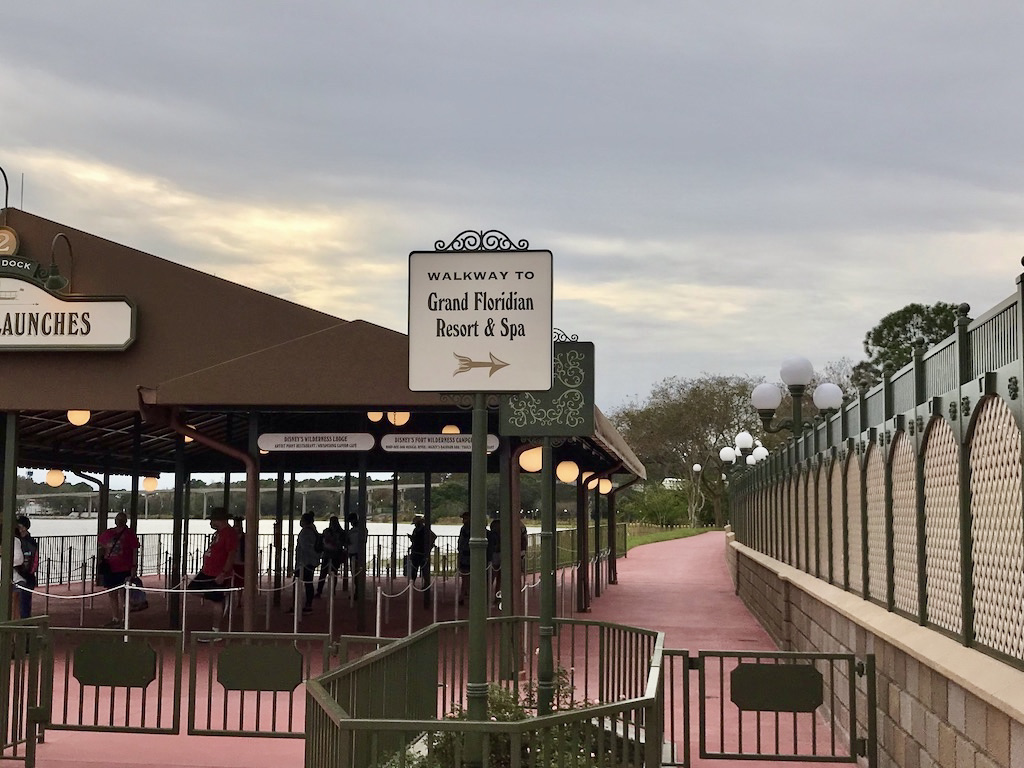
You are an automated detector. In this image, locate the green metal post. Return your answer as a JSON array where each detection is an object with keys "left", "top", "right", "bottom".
[
  {"left": 1, "top": 412, "right": 17, "bottom": 622},
  {"left": 537, "top": 437, "right": 555, "bottom": 714},
  {"left": 466, "top": 392, "right": 489, "bottom": 765},
  {"left": 169, "top": 435, "right": 185, "bottom": 627}
]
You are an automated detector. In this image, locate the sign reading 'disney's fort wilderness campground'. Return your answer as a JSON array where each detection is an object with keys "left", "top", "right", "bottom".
[
  {"left": 0, "top": 275, "right": 135, "bottom": 351},
  {"left": 408, "top": 250, "right": 553, "bottom": 392}
]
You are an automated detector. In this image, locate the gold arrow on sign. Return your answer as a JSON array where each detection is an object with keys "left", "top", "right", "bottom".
[{"left": 453, "top": 352, "right": 510, "bottom": 377}]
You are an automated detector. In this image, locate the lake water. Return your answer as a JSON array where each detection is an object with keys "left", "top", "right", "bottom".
[{"left": 24, "top": 517, "right": 540, "bottom": 538}]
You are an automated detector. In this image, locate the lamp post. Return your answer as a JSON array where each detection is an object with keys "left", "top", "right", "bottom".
[
  {"left": 690, "top": 432, "right": 769, "bottom": 527},
  {"left": 751, "top": 356, "right": 844, "bottom": 434}
]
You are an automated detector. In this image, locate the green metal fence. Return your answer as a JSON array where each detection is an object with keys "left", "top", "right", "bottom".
[
  {"left": 304, "top": 616, "right": 665, "bottom": 767},
  {"left": 188, "top": 630, "right": 331, "bottom": 737},
  {"left": 0, "top": 618, "right": 49, "bottom": 768},
  {"left": 732, "top": 281, "right": 1024, "bottom": 669}
]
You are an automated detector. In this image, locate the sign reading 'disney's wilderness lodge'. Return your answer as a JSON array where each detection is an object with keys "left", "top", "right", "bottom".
[
  {"left": 257, "top": 433, "right": 375, "bottom": 452},
  {"left": 0, "top": 276, "right": 135, "bottom": 350},
  {"left": 408, "top": 251, "right": 553, "bottom": 392}
]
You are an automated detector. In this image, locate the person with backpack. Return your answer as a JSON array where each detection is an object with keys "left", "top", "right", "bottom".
[
  {"left": 14, "top": 515, "right": 38, "bottom": 619},
  {"left": 316, "top": 515, "right": 346, "bottom": 597}
]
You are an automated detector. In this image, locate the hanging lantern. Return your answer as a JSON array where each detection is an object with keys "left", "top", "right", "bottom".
[
  {"left": 45, "top": 469, "right": 65, "bottom": 488},
  {"left": 518, "top": 446, "right": 543, "bottom": 473},
  {"left": 555, "top": 460, "right": 580, "bottom": 484},
  {"left": 142, "top": 476, "right": 159, "bottom": 492},
  {"left": 67, "top": 409, "right": 91, "bottom": 426}
]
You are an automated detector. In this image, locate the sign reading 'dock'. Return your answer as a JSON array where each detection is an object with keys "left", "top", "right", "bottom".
[
  {"left": 0, "top": 277, "right": 135, "bottom": 351},
  {"left": 257, "top": 433, "right": 375, "bottom": 452},
  {"left": 408, "top": 250, "right": 553, "bottom": 392}
]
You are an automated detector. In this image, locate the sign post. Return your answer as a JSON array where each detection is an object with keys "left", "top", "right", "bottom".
[{"left": 409, "top": 231, "right": 552, "bottom": 764}]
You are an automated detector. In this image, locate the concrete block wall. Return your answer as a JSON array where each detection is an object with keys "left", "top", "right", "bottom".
[{"left": 731, "top": 538, "right": 1024, "bottom": 768}]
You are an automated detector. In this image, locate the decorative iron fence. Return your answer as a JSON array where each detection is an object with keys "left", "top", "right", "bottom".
[
  {"left": 732, "top": 279, "right": 1024, "bottom": 669},
  {"left": 304, "top": 616, "right": 664, "bottom": 767}
]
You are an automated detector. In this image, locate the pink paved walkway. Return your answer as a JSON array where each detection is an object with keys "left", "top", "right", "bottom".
[{"left": 31, "top": 531, "right": 811, "bottom": 767}]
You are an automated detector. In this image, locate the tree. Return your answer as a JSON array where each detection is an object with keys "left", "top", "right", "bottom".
[
  {"left": 852, "top": 302, "right": 963, "bottom": 389},
  {"left": 610, "top": 374, "right": 774, "bottom": 527}
]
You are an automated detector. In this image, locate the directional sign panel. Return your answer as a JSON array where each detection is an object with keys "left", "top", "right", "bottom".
[{"left": 408, "top": 250, "right": 553, "bottom": 392}]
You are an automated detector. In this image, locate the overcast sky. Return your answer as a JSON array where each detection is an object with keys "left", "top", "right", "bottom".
[{"left": 3, "top": 2, "right": 1023, "bottom": 419}]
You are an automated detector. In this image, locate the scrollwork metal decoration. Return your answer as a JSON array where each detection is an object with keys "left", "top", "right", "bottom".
[
  {"left": 553, "top": 328, "right": 579, "bottom": 343},
  {"left": 440, "top": 393, "right": 474, "bottom": 410},
  {"left": 435, "top": 230, "right": 529, "bottom": 252}
]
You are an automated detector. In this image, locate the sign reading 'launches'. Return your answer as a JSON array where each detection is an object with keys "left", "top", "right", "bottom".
[{"left": 0, "top": 277, "right": 135, "bottom": 351}]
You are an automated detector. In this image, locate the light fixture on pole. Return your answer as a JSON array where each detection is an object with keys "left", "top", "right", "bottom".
[{"left": 751, "top": 355, "right": 844, "bottom": 434}]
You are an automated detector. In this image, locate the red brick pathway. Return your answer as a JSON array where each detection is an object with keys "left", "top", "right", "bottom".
[{"left": 32, "top": 531, "right": 836, "bottom": 767}]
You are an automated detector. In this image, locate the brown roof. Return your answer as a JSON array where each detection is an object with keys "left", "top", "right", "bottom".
[{"left": 2, "top": 207, "right": 644, "bottom": 480}]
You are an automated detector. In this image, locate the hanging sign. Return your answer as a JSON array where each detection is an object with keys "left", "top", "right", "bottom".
[
  {"left": 381, "top": 433, "right": 500, "bottom": 453},
  {"left": 0, "top": 277, "right": 135, "bottom": 351},
  {"left": 257, "top": 433, "right": 375, "bottom": 452},
  {"left": 500, "top": 341, "right": 595, "bottom": 437},
  {"left": 408, "top": 249, "right": 553, "bottom": 392}
]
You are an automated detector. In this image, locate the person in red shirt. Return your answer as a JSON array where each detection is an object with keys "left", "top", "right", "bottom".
[
  {"left": 97, "top": 512, "right": 140, "bottom": 627},
  {"left": 186, "top": 507, "right": 239, "bottom": 632}
]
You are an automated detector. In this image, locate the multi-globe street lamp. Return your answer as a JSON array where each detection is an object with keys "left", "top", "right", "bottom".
[
  {"left": 689, "top": 431, "right": 769, "bottom": 526},
  {"left": 750, "top": 356, "right": 844, "bottom": 434}
]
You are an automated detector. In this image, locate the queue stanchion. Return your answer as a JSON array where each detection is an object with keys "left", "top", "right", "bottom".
[{"left": 375, "top": 586, "right": 383, "bottom": 638}]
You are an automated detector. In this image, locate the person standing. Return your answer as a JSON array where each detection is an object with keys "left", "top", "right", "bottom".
[
  {"left": 7, "top": 526, "right": 25, "bottom": 620},
  {"left": 345, "top": 511, "right": 367, "bottom": 577},
  {"left": 407, "top": 515, "right": 435, "bottom": 584},
  {"left": 185, "top": 507, "right": 239, "bottom": 633},
  {"left": 97, "top": 512, "right": 140, "bottom": 627},
  {"left": 316, "top": 515, "right": 346, "bottom": 597},
  {"left": 293, "top": 512, "right": 319, "bottom": 613},
  {"left": 14, "top": 516, "right": 38, "bottom": 619}
]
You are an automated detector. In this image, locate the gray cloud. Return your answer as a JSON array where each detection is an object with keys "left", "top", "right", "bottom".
[{"left": 2, "top": 2, "right": 1022, "bottom": 409}]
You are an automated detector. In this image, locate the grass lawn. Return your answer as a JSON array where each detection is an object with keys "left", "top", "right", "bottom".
[{"left": 623, "top": 524, "right": 718, "bottom": 551}]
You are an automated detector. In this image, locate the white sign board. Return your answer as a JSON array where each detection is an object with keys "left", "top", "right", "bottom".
[
  {"left": 258, "top": 433, "right": 375, "bottom": 452},
  {"left": 0, "top": 277, "right": 135, "bottom": 350},
  {"left": 408, "top": 250, "right": 553, "bottom": 392},
  {"left": 380, "top": 433, "right": 500, "bottom": 453}
]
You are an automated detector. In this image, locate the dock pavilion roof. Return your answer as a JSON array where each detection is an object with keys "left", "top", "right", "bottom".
[{"left": 1, "top": 208, "right": 644, "bottom": 482}]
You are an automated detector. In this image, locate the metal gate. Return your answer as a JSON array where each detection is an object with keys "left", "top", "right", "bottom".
[
  {"left": 0, "top": 618, "right": 50, "bottom": 767},
  {"left": 662, "top": 649, "right": 877, "bottom": 767}
]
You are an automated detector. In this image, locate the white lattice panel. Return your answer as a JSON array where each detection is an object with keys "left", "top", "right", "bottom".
[
  {"left": 865, "top": 447, "right": 887, "bottom": 603},
  {"left": 816, "top": 465, "right": 829, "bottom": 578},
  {"left": 846, "top": 457, "right": 864, "bottom": 595},
  {"left": 891, "top": 433, "right": 919, "bottom": 617},
  {"left": 830, "top": 463, "right": 843, "bottom": 585},
  {"left": 969, "top": 397, "right": 1024, "bottom": 659},
  {"left": 922, "top": 419, "right": 961, "bottom": 634}
]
